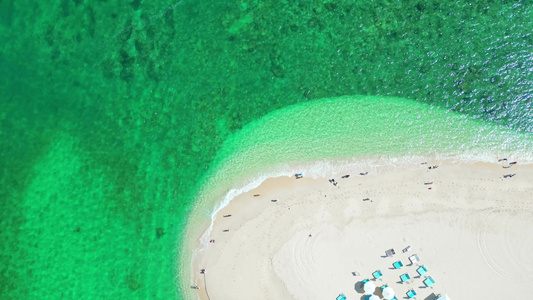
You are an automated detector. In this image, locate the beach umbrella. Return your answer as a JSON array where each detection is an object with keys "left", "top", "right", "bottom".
[
  {"left": 368, "top": 295, "right": 380, "bottom": 300},
  {"left": 364, "top": 281, "right": 376, "bottom": 294},
  {"left": 382, "top": 286, "right": 395, "bottom": 300}
]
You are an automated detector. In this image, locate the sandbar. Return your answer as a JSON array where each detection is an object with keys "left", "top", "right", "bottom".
[{"left": 188, "top": 157, "right": 533, "bottom": 299}]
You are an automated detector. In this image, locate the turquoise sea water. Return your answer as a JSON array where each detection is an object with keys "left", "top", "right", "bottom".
[{"left": 1, "top": 1, "right": 532, "bottom": 299}]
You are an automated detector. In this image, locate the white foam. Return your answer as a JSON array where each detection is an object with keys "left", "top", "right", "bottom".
[
  {"left": 196, "top": 155, "right": 436, "bottom": 249},
  {"left": 195, "top": 150, "right": 533, "bottom": 250},
  {"left": 197, "top": 167, "right": 294, "bottom": 250}
]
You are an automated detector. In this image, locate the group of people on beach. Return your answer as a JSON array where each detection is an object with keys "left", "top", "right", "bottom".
[
  {"left": 191, "top": 269, "right": 207, "bottom": 290},
  {"left": 327, "top": 172, "right": 368, "bottom": 187},
  {"left": 500, "top": 158, "right": 518, "bottom": 178},
  {"left": 194, "top": 158, "right": 525, "bottom": 296},
  {"left": 421, "top": 162, "right": 438, "bottom": 169},
  {"left": 421, "top": 162, "right": 436, "bottom": 189}
]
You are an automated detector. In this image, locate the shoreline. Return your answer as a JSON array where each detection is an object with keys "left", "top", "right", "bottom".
[
  {"left": 182, "top": 156, "right": 533, "bottom": 299},
  {"left": 177, "top": 96, "right": 533, "bottom": 298}
]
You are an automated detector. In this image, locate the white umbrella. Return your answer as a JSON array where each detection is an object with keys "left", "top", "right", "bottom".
[
  {"left": 368, "top": 295, "right": 380, "bottom": 300},
  {"left": 382, "top": 286, "right": 395, "bottom": 300},
  {"left": 364, "top": 281, "right": 376, "bottom": 294}
]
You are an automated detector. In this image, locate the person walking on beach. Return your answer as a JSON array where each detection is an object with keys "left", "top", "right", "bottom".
[{"left": 504, "top": 161, "right": 517, "bottom": 168}]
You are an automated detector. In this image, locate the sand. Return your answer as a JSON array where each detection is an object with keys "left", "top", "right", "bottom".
[{"left": 188, "top": 158, "right": 533, "bottom": 300}]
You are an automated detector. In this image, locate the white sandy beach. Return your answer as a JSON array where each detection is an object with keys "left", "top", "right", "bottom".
[{"left": 188, "top": 158, "right": 533, "bottom": 300}]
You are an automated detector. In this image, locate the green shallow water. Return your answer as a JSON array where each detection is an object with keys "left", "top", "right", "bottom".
[
  {"left": 1, "top": 0, "right": 533, "bottom": 299},
  {"left": 208, "top": 95, "right": 533, "bottom": 178}
]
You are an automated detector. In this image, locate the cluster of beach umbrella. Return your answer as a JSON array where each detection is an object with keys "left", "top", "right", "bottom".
[
  {"left": 363, "top": 281, "right": 395, "bottom": 300},
  {"left": 356, "top": 250, "right": 443, "bottom": 300}
]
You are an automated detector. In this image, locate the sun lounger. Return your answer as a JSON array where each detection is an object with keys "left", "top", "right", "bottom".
[
  {"left": 423, "top": 276, "right": 435, "bottom": 287},
  {"left": 406, "top": 289, "right": 417, "bottom": 298},
  {"left": 336, "top": 294, "right": 346, "bottom": 300},
  {"left": 409, "top": 254, "right": 419, "bottom": 264},
  {"left": 416, "top": 265, "right": 428, "bottom": 276},
  {"left": 372, "top": 270, "right": 383, "bottom": 279},
  {"left": 400, "top": 273, "right": 410, "bottom": 282},
  {"left": 393, "top": 261, "right": 403, "bottom": 269}
]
